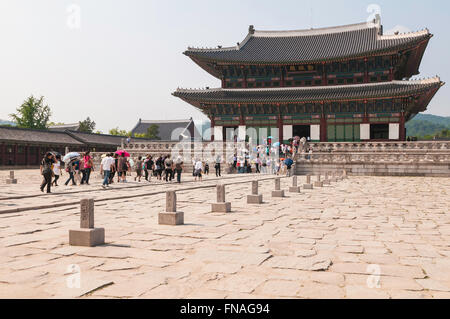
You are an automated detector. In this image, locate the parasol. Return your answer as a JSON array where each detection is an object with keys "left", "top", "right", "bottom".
[
  {"left": 63, "top": 152, "right": 80, "bottom": 163},
  {"left": 115, "top": 150, "right": 130, "bottom": 157}
]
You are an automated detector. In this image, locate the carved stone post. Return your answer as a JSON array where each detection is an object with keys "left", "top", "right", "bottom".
[
  {"left": 289, "top": 176, "right": 301, "bottom": 193},
  {"left": 6, "top": 171, "right": 17, "bottom": 184},
  {"left": 303, "top": 174, "right": 313, "bottom": 189},
  {"left": 272, "top": 177, "right": 285, "bottom": 197},
  {"left": 247, "top": 180, "right": 263, "bottom": 204},
  {"left": 69, "top": 198, "right": 105, "bottom": 247},
  {"left": 211, "top": 184, "right": 231, "bottom": 213},
  {"left": 159, "top": 191, "right": 184, "bottom": 225}
]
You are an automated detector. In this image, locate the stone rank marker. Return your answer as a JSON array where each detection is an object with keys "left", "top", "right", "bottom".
[
  {"left": 272, "top": 178, "right": 285, "bottom": 198},
  {"left": 314, "top": 175, "right": 323, "bottom": 187},
  {"left": 69, "top": 198, "right": 105, "bottom": 247},
  {"left": 289, "top": 176, "right": 301, "bottom": 193},
  {"left": 6, "top": 171, "right": 17, "bottom": 184},
  {"left": 303, "top": 175, "right": 313, "bottom": 189},
  {"left": 211, "top": 184, "right": 231, "bottom": 213},
  {"left": 159, "top": 191, "right": 184, "bottom": 225},
  {"left": 343, "top": 169, "right": 348, "bottom": 179},
  {"left": 330, "top": 171, "right": 338, "bottom": 182},
  {"left": 247, "top": 180, "right": 263, "bottom": 204},
  {"left": 323, "top": 172, "right": 331, "bottom": 185}
]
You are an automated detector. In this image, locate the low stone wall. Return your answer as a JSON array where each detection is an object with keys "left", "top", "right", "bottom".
[
  {"left": 294, "top": 141, "right": 450, "bottom": 177},
  {"left": 295, "top": 162, "right": 450, "bottom": 177}
]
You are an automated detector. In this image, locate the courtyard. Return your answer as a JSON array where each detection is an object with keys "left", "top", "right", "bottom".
[{"left": 0, "top": 170, "right": 449, "bottom": 299}]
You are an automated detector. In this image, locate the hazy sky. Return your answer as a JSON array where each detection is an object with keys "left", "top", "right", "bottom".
[{"left": 0, "top": 0, "right": 448, "bottom": 132}]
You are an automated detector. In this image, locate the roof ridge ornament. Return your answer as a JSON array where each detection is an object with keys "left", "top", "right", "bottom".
[{"left": 249, "top": 25, "right": 255, "bottom": 34}]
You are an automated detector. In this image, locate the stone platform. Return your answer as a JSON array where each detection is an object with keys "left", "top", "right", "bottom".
[{"left": 0, "top": 170, "right": 449, "bottom": 299}]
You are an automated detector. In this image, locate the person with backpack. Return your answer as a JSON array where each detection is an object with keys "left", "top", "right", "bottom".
[
  {"left": 40, "top": 152, "right": 55, "bottom": 193},
  {"left": 64, "top": 160, "right": 77, "bottom": 186},
  {"left": 164, "top": 155, "right": 174, "bottom": 182},
  {"left": 135, "top": 156, "right": 143, "bottom": 182},
  {"left": 175, "top": 156, "right": 184, "bottom": 183}
]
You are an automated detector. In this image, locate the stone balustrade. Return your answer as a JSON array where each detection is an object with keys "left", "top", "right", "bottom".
[{"left": 88, "top": 141, "right": 450, "bottom": 176}]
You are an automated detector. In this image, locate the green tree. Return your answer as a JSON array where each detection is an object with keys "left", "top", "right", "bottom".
[
  {"left": 145, "top": 124, "right": 160, "bottom": 140},
  {"left": 109, "top": 127, "right": 130, "bottom": 136},
  {"left": 10, "top": 95, "right": 51, "bottom": 129},
  {"left": 79, "top": 117, "right": 96, "bottom": 133}
]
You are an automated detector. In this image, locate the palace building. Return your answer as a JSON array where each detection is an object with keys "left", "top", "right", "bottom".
[{"left": 173, "top": 16, "right": 444, "bottom": 143}]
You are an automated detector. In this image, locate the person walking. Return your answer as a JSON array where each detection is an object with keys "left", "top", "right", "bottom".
[
  {"left": 79, "top": 157, "right": 86, "bottom": 185},
  {"left": 204, "top": 162, "right": 209, "bottom": 176},
  {"left": 109, "top": 153, "right": 118, "bottom": 184},
  {"left": 82, "top": 151, "right": 94, "bottom": 185},
  {"left": 194, "top": 159, "right": 203, "bottom": 181},
  {"left": 64, "top": 160, "right": 77, "bottom": 186},
  {"left": 175, "top": 156, "right": 183, "bottom": 183},
  {"left": 215, "top": 155, "right": 221, "bottom": 177},
  {"left": 135, "top": 156, "right": 143, "bottom": 182},
  {"left": 72, "top": 159, "right": 82, "bottom": 184},
  {"left": 164, "top": 155, "right": 173, "bottom": 182},
  {"left": 144, "top": 155, "right": 154, "bottom": 182},
  {"left": 100, "top": 153, "right": 114, "bottom": 188},
  {"left": 40, "top": 152, "right": 55, "bottom": 193},
  {"left": 52, "top": 154, "right": 62, "bottom": 186},
  {"left": 255, "top": 156, "right": 261, "bottom": 174},
  {"left": 155, "top": 156, "right": 163, "bottom": 180},
  {"left": 117, "top": 153, "right": 126, "bottom": 183}
]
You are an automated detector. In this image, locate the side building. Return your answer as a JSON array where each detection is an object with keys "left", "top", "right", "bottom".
[
  {"left": 0, "top": 119, "right": 195, "bottom": 167},
  {"left": 173, "top": 16, "right": 444, "bottom": 143}
]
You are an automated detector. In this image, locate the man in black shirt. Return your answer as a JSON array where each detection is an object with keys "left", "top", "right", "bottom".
[
  {"left": 145, "top": 155, "right": 154, "bottom": 182},
  {"left": 40, "top": 152, "right": 55, "bottom": 193}
]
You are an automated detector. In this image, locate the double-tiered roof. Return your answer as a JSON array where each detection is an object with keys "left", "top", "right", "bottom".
[
  {"left": 173, "top": 16, "right": 443, "bottom": 142},
  {"left": 174, "top": 77, "right": 443, "bottom": 116},
  {"left": 184, "top": 17, "right": 431, "bottom": 77}
]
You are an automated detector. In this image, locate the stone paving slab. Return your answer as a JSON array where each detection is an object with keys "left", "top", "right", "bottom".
[{"left": 0, "top": 170, "right": 449, "bottom": 299}]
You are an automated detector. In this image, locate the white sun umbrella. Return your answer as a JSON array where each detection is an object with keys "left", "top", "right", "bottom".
[{"left": 63, "top": 152, "right": 80, "bottom": 163}]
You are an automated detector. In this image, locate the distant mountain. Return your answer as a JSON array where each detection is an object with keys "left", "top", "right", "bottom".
[
  {"left": 406, "top": 114, "right": 450, "bottom": 138},
  {"left": 0, "top": 119, "right": 16, "bottom": 126}
]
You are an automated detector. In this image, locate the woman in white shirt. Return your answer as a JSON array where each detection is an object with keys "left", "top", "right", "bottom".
[
  {"left": 194, "top": 160, "right": 203, "bottom": 181},
  {"left": 52, "top": 155, "right": 62, "bottom": 186}
]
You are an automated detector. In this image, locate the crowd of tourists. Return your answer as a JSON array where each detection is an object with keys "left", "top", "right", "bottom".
[{"left": 38, "top": 138, "right": 305, "bottom": 193}]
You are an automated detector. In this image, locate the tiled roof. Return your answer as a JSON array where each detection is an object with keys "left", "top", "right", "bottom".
[
  {"left": 184, "top": 18, "right": 431, "bottom": 64},
  {"left": 173, "top": 78, "right": 444, "bottom": 104},
  {"left": 48, "top": 123, "right": 80, "bottom": 132},
  {"left": 131, "top": 118, "right": 202, "bottom": 141},
  {"left": 0, "top": 127, "right": 84, "bottom": 145}
]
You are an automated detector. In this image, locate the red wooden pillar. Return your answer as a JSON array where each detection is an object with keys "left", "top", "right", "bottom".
[
  {"left": 399, "top": 111, "right": 406, "bottom": 141},
  {"left": 210, "top": 117, "right": 215, "bottom": 142},
  {"left": 320, "top": 102, "right": 327, "bottom": 142},
  {"left": 363, "top": 100, "right": 369, "bottom": 123}
]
